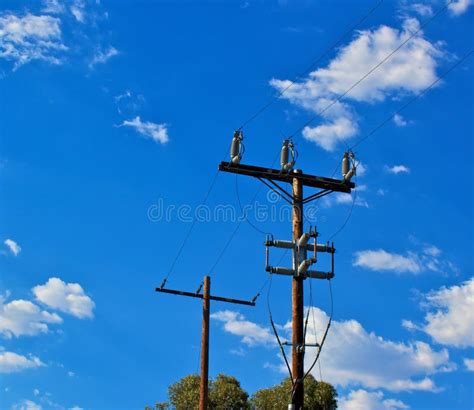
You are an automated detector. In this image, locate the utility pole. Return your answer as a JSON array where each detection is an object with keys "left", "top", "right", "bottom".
[
  {"left": 219, "top": 137, "right": 356, "bottom": 409},
  {"left": 155, "top": 276, "right": 255, "bottom": 410}
]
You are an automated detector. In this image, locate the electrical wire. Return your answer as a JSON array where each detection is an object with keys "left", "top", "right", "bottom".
[
  {"left": 236, "top": 0, "right": 385, "bottom": 131},
  {"left": 287, "top": 0, "right": 454, "bottom": 140},
  {"left": 309, "top": 279, "right": 324, "bottom": 381},
  {"left": 303, "top": 279, "right": 334, "bottom": 381},
  {"left": 349, "top": 49, "right": 474, "bottom": 151},
  {"left": 160, "top": 169, "right": 220, "bottom": 288}
]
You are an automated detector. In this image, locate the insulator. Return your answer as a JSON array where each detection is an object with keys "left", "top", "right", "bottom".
[
  {"left": 230, "top": 130, "right": 243, "bottom": 164},
  {"left": 281, "top": 139, "right": 296, "bottom": 172},
  {"left": 342, "top": 152, "right": 350, "bottom": 177}
]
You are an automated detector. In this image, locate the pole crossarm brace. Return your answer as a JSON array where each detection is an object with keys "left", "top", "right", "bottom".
[
  {"left": 219, "top": 161, "right": 354, "bottom": 194},
  {"left": 155, "top": 287, "right": 256, "bottom": 306}
]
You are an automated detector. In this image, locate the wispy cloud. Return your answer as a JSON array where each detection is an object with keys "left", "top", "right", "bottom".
[
  {"left": 89, "top": 46, "right": 118, "bottom": 68},
  {"left": 0, "top": 351, "right": 44, "bottom": 374},
  {"left": 120, "top": 116, "right": 169, "bottom": 144},
  {"left": 464, "top": 358, "right": 474, "bottom": 371},
  {"left": 393, "top": 114, "right": 408, "bottom": 127},
  {"left": 0, "top": 13, "right": 67, "bottom": 70},
  {"left": 4, "top": 239, "right": 21, "bottom": 256}
]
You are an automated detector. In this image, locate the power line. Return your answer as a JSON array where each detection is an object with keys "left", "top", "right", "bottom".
[
  {"left": 287, "top": 0, "right": 454, "bottom": 139},
  {"left": 160, "top": 170, "right": 220, "bottom": 288},
  {"left": 237, "top": 0, "right": 385, "bottom": 131},
  {"left": 350, "top": 49, "right": 474, "bottom": 150}
]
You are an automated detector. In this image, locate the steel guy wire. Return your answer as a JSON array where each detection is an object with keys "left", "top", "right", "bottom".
[{"left": 160, "top": 169, "right": 220, "bottom": 288}]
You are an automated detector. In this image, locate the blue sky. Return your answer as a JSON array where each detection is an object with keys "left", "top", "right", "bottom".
[{"left": 0, "top": 0, "right": 473, "bottom": 409}]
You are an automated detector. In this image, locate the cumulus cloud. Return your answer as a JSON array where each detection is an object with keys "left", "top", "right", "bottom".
[
  {"left": 0, "top": 295, "right": 62, "bottom": 338},
  {"left": 0, "top": 13, "right": 67, "bottom": 70},
  {"left": 0, "top": 351, "right": 44, "bottom": 374},
  {"left": 270, "top": 18, "right": 443, "bottom": 150},
  {"left": 302, "top": 308, "right": 453, "bottom": 392},
  {"left": 211, "top": 310, "right": 276, "bottom": 346},
  {"left": 33, "top": 277, "right": 95, "bottom": 319},
  {"left": 89, "top": 46, "right": 118, "bottom": 68},
  {"left": 387, "top": 165, "right": 410, "bottom": 174},
  {"left": 216, "top": 307, "right": 453, "bottom": 392},
  {"left": 120, "top": 116, "right": 169, "bottom": 144},
  {"left": 4, "top": 239, "right": 21, "bottom": 256},
  {"left": 339, "top": 389, "right": 409, "bottom": 410},
  {"left": 41, "top": 0, "right": 65, "bottom": 14},
  {"left": 354, "top": 249, "right": 421, "bottom": 273},
  {"left": 448, "top": 0, "right": 473, "bottom": 16},
  {"left": 406, "top": 278, "right": 474, "bottom": 348}
]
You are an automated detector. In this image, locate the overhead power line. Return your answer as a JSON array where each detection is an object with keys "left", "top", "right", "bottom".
[
  {"left": 287, "top": 0, "right": 454, "bottom": 140},
  {"left": 236, "top": 0, "right": 385, "bottom": 131}
]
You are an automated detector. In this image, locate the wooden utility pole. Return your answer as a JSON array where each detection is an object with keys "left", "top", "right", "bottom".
[
  {"left": 199, "top": 276, "right": 210, "bottom": 410},
  {"left": 219, "top": 154, "right": 355, "bottom": 409},
  {"left": 291, "top": 172, "right": 304, "bottom": 406},
  {"left": 155, "top": 276, "right": 255, "bottom": 410}
]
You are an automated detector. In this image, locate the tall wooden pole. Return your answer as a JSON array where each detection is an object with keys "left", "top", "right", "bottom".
[
  {"left": 291, "top": 171, "right": 304, "bottom": 409},
  {"left": 199, "top": 276, "right": 211, "bottom": 410}
]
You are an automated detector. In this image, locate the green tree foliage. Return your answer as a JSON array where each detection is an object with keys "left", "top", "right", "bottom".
[
  {"left": 251, "top": 375, "right": 337, "bottom": 410},
  {"left": 166, "top": 373, "right": 249, "bottom": 409}
]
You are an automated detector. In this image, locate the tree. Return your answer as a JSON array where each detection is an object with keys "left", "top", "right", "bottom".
[
  {"left": 209, "top": 374, "right": 249, "bottom": 409},
  {"left": 251, "top": 375, "right": 337, "bottom": 410},
  {"left": 165, "top": 373, "right": 249, "bottom": 409}
]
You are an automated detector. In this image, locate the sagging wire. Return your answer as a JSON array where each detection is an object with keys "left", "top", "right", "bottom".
[
  {"left": 303, "top": 279, "right": 334, "bottom": 381},
  {"left": 267, "top": 269, "right": 294, "bottom": 390}
]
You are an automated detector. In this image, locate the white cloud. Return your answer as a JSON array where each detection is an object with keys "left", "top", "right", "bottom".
[
  {"left": 70, "top": 0, "right": 86, "bottom": 23},
  {"left": 89, "top": 46, "right": 118, "bottom": 68},
  {"left": 33, "top": 389, "right": 40, "bottom": 396},
  {"left": 42, "top": 0, "right": 65, "bottom": 14},
  {"left": 339, "top": 389, "right": 409, "bottom": 410},
  {"left": 211, "top": 310, "right": 276, "bottom": 346},
  {"left": 387, "top": 165, "right": 410, "bottom": 174},
  {"left": 0, "top": 296, "right": 62, "bottom": 338},
  {"left": 4, "top": 239, "right": 21, "bottom": 256},
  {"left": 0, "top": 13, "right": 67, "bottom": 70},
  {"left": 120, "top": 116, "right": 170, "bottom": 144},
  {"left": 354, "top": 249, "right": 421, "bottom": 273},
  {"left": 216, "top": 307, "right": 454, "bottom": 392},
  {"left": 393, "top": 114, "right": 408, "bottom": 127},
  {"left": 464, "top": 358, "right": 474, "bottom": 371},
  {"left": 448, "top": 0, "right": 473, "bottom": 16},
  {"left": 12, "top": 399, "right": 42, "bottom": 410},
  {"left": 0, "top": 351, "right": 44, "bottom": 374},
  {"left": 302, "top": 308, "right": 454, "bottom": 392},
  {"left": 353, "top": 243, "right": 454, "bottom": 275},
  {"left": 408, "top": 278, "right": 474, "bottom": 348},
  {"left": 270, "top": 19, "right": 442, "bottom": 150},
  {"left": 302, "top": 115, "right": 358, "bottom": 152},
  {"left": 33, "top": 277, "right": 95, "bottom": 319},
  {"left": 408, "top": 3, "right": 434, "bottom": 17}
]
